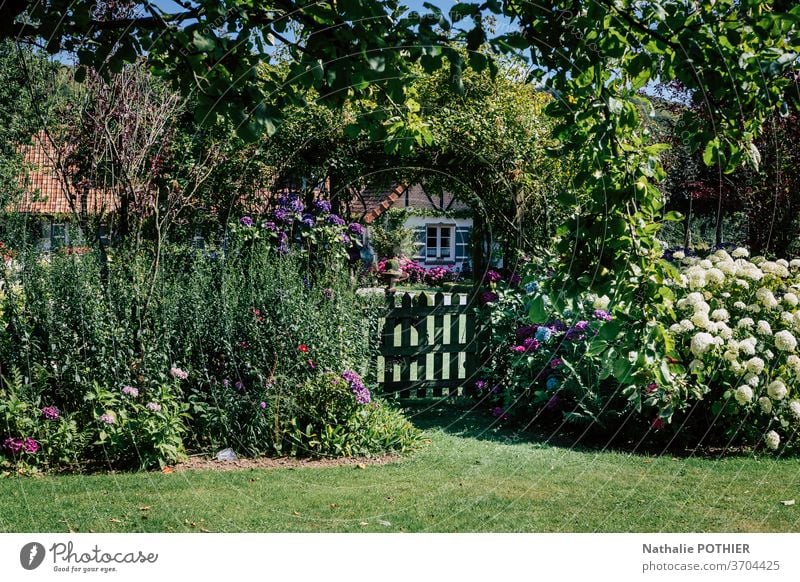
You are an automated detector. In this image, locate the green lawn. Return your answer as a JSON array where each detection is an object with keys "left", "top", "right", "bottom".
[{"left": 2, "top": 403, "right": 800, "bottom": 533}]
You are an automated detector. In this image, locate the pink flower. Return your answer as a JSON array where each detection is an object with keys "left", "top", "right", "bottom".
[
  {"left": 41, "top": 406, "right": 60, "bottom": 420},
  {"left": 170, "top": 367, "right": 188, "bottom": 380},
  {"left": 23, "top": 438, "right": 39, "bottom": 454},
  {"left": 122, "top": 386, "right": 139, "bottom": 397},
  {"left": 550, "top": 357, "right": 563, "bottom": 369}
]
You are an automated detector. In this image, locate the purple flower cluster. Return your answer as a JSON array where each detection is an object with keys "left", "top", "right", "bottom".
[
  {"left": 593, "top": 309, "right": 613, "bottom": 321},
  {"left": 480, "top": 291, "right": 499, "bottom": 305},
  {"left": 348, "top": 222, "right": 365, "bottom": 237},
  {"left": 274, "top": 207, "right": 292, "bottom": 223},
  {"left": 314, "top": 199, "right": 332, "bottom": 214},
  {"left": 326, "top": 214, "right": 346, "bottom": 226},
  {"left": 474, "top": 379, "right": 488, "bottom": 392},
  {"left": 41, "top": 406, "right": 60, "bottom": 421},
  {"left": 301, "top": 214, "right": 316, "bottom": 228},
  {"left": 3, "top": 436, "right": 39, "bottom": 455},
  {"left": 565, "top": 320, "right": 590, "bottom": 340},
  {"left": 341, "top": 370, "right": 371, "bottom": 405},
  {"left": 485, "top": 270, "right": 503, "bottom": 283},
  {"left": 239, "top": 216, "right": 254, "bottom": 227},
  {"left": 122, "top": 385, "right": 139, "bottom": 397}
]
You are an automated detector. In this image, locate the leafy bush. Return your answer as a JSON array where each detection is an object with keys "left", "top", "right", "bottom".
[
  {"left": 0, "top": 229, "right": 415, "bottom": 471},
  {"left": 479, "top": 248, "right": 800, "bottom": 453},
  {"left": 658, "top": 248, "right": 800, "bottom": 451}
]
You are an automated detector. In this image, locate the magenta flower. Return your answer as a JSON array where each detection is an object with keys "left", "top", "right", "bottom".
[
  {"left": 550, "top": 357, "right": 563, "bottom": 369},
  {"left": 3, "top": 437, "right": 23, "bottom": 454},
  {"left": 485, "top": 270, "right": 503, "bottom": 283},
  {"left": 41, "top": 406, "right": 60, "bottom": 420},
  {"left": 646, "top": 382, "right": 658, "bottom": 394},
  {"left": 239, "top": 215, "right": 254, "bottom": 227},
  {"left": 474, "top": 379, "right": 488, "bottom": 391},
  {"left": 480, "top": 291, "right": 499, "bottom": 305},
  {"left": 510, "top": 345, "right": 526, "bottom": 354},
  {"left": 259, "top": 401, "right": 267, "bottom": 409},
  {"left": 23, "top": 438, "right": 39, "bottom": 454}
]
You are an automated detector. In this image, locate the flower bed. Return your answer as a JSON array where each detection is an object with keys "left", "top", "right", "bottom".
[{"left": 0, "top": 231, "right": 419, "bottom": 472}]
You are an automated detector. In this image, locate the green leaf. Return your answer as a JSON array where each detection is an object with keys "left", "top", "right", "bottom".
[
  {"left": 528, "top": 296, "right": 546, "bottom": 323},
  {"left": 702, "top": 138, "right": 720, "bottom": 166}
]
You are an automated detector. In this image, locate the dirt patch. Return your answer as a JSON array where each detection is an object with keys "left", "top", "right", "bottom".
[{"left": 174, "top": 453, "right": 403, "bottom": 472}]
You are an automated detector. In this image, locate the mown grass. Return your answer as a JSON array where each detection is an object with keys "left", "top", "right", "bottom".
[{"left": 2, "top": 403, "right": 799, "bottom": 533}]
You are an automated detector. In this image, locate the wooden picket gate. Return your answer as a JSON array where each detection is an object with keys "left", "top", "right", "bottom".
[{"left": 376, "top": 291, "right": 487, "bottom": 398}]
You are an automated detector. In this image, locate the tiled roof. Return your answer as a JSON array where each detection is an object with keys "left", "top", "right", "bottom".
[
  {"left": 359, "top": 183, "right": 471, "bottom": 223},
  {"left": 15, "top": 132, "right": 117, "bottom": 215}
]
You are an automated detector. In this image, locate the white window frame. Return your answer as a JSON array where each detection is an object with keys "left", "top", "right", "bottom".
[{"left": 425, "top": 223, "right": 456, "bottom": 262}]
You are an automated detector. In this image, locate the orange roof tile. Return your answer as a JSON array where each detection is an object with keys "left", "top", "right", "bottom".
[{"left": 15, "top": 132, "right": 117, "bottom": 216}]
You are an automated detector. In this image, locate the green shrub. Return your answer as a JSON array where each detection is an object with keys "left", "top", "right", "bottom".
[{"left": 0, "top": 232, "right": 409, "bottom": 471}]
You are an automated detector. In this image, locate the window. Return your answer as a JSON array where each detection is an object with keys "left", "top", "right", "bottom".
[
  {"left": 425, "top": 225, "right": 455, "bottom": 261},
  {"left": 51, "top": 222, "right": 68, "bottom": 250}
]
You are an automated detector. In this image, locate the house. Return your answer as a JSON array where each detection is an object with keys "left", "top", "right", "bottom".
[
  {"left": 13, "top": 132, "right": 116, "bottom": 250},
  {"left": 354, "top": 183, "right": 474, "bottom": 272}
]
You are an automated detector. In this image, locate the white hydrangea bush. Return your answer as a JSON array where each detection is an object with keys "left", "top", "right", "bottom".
[{"left": 666, "top": 248, "right": 800, "bottom": 451}]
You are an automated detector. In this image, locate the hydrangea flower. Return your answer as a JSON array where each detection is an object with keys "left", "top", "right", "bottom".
[
  {"left": 758, "top": 396, "right": 773, "bottom": 414},
  {"left": 745, "top": 357, "right": 765, "bottom": 375},
  {"left": 480, "top": 291, "right": 499, "bottom": 305},
  {"left": 239, "top": 216, "right": 254, "bottom": 227},
  {"left": 775, "top": 330, "right": 797, "bottom": 352},
  {"left": 261, "top": 220, "right": 277, "bottom": 231},
  {"left": 732, "top": 247, "right": 749, "bottom": 258},
  {"left": 690, "top": 332, "right": 716, "bottom": 357},
  {"left": 789, "top": 400, "right": 800, "bottom": 420},
  {"left": 326, "top": 214, "right": 346, "bottom": 226},
  {"left": 484, "top": 270, "right": 503, "bottom": 283},
  {"left": 734, "top": 385, "right": 754, "bottom": 405},
  {"left": 301, "top": 214, "right": 316, "bottom": 228},
  {"left": 170, "top": 367, "right": 189, "bottom": 380},
  {"left": 764, "top": 430, "right": 781, "bottom": 450},
  {"left": 41, "top": 406, "right": 60, "bottom": 421},
  {"left": 546, "top": 376, "right": 559, "bottom": 391},
  {"left": 534, "top": 326, "right": 552, "bottom": 342}
]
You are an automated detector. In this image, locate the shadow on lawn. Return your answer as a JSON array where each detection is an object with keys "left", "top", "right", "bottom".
[{"left": 396, "top": 398, "right": 758, "bottom": 459}]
